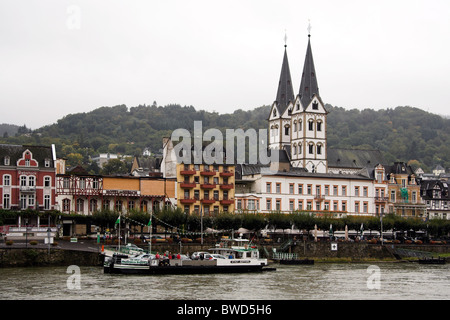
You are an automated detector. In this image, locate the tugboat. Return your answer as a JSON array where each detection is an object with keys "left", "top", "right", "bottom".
[{"left": 103, "top": 237, "right": 275, "bottom": 275}]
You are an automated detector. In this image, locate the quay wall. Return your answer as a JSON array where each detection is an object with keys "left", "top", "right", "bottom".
[
  {"left": 0, "top": 248, "right": 103, "bottom": 267},
  {"left": 1, "top": 242, "right": 449, "bottom": 267}
]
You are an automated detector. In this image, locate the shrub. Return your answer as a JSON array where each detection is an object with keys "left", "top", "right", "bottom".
[
  {"left": 5, "top": 240, "right": 13, "bottom": 245},
  {"left": 29, "top": 240, "right": 38, "bottom": 245}
]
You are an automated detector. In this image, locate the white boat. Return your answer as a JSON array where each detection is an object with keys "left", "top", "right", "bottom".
[{"left": 104, "top": 237, "right": 273, "bottom": 275}]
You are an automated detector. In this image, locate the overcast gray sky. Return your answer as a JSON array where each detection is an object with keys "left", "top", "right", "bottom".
[{"left": 1, "top": 0, "right": 449, "bottom": 129}]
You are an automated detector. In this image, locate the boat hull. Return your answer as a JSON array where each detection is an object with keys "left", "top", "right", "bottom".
[{"left": 104, "top": 263, "right": 266, "bottom": 275}]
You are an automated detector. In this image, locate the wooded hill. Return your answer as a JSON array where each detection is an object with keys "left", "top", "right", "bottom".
[{"left": 1, "top": 104, "right": 449, "bottom": 172}]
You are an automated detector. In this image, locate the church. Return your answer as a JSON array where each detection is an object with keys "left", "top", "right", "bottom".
[{"left": 235, "top": 29, "right": 393, "bottom": 217}]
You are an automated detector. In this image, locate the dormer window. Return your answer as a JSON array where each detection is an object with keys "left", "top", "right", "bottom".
[
  {"left": 312, "top": 102, "right": 319, "bottom": 110},
  {"left": 273, "top": 109, "right": 277, "bottom": 117},
  {"left": 4, "top": 156, "right": 10, "bottom": 166},
  {"left": 45, "top": 159, "right": 51, "bottom": 167}
]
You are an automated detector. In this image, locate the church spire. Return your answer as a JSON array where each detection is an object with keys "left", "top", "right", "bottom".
[
  {"left": 275, "top": 38, "right": 294, "bottom": 114},
  {"left": 298, "top": 27, "right": 319, "bottom": 108}
]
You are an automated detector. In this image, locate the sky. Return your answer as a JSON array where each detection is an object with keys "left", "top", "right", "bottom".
[{"left": 1, "top": 0, "right": 449, "bottom": 129}]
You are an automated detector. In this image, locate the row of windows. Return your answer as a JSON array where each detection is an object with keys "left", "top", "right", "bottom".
[
  {"left": 292, "top": 142, "right": 323, "bottom": 155},
  {"left": 183, "top": 205, "right": 229, "bottom": 215},
  {"left": 236, "top": 198, "right": 379, "bottom": 214},
  {"left": 2, "top": 175, "right": 52, "bottom": 187},
  {"left": 265, "top": 183, "right": 375, "bottom": 197},
  {"left": 183, "top": 189, "right": 231, "bottom": 200},
  {"left": 62, "top": 199, "right": 160, "bottom": 213},
  {"left": 270, "top": 119, "right": 324, "bottom": 137},
  {"left": 3, "top": 156, "right": 51, "bottom": 167},
  {"left": 2, "top": 194, "right": 51, "bottom": 210}
]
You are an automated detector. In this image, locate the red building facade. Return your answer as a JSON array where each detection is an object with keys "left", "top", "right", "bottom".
[{"left": 0, "top": 144, "right": 56, "bottom": 212}]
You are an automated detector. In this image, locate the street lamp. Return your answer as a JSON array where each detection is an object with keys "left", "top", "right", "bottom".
[{"left": 25, "top": 218, "right": 28, "bottom": 249}]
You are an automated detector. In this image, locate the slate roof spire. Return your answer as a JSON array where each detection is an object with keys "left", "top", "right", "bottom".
[
  {"left": 275, "top": 40, "right": 294, "bottom": 115},
  {"left": 298, "top": 28, "right": 320, "bottom": 108}
]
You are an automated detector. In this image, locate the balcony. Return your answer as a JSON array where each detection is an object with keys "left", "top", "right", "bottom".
[
  {"left": 200, "top": 183, "right": 216, "bottom": 189},
  {"left": 314, "top": 194, "right": 324, "bottom": 201},
  {"left": 220, "top": 184, "right": 234, "bottom": 190},
  {"left": 200, "top": 170, "right": 216, "bottom": 176},
  {"left": 220, "top": 198, "right": 234, "bottom": 205},
  {"left": 201, "top": 198, "right": 216, "bottom": 204},
  {"left": 375, "top": 196, "right": 389, "bottom": 203},
  {"left": 180, "top": 198, "right": 197, "bottom": 204},
  {"left": 180, "top": 169, "right": 196, "bottom": 175},
  {"left": 180, "top": 182, "right": 196, "bottom": 188},
  {"left": 220, "top": 170, "right": 234, "bottom": 177},
  {"left": 19, "top": 186, "right": 36, "bottom": 193}
]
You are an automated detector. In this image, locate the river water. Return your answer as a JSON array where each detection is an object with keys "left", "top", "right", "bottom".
[{"left": 1, "top": 262, "right": 448, "bottom": 300}]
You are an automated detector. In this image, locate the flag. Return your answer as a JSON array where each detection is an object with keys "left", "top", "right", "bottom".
[
  {"left": 147, "top": 218, "right": 152, "bottom": 227},
  {"left": 360, "top": 223, "right": 364, "bottom": 235},
  {"left": 329, "top": 224, "right": 333, "bottom": 236},
  {"left": 115, "top": 216, "right": 120, "bottom": 224}
]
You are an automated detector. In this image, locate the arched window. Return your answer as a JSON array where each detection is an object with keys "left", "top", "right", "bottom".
[
  {"left": 308, "top": 119, "right": 314, "bottom": 131},
  {"left": 76, "top": 198, "right": 84, "bottom": 213},
  {"left": 308, "top": 143, "right": 314, "bottom": 154},
  {"left": 317, "top": 144, "right": 322, "bottom": 155},
  {"left": 284, "top": 125, "right": 290, "bottom": 136},
  {"left": 317, "top": 120, "right": 322, "bottom": 132},
  {"left": 293, "top": 144, "right": 297, "bottom": 155},
  {"left": 298, "top": 120, "right": 302, "bottom": 132}
]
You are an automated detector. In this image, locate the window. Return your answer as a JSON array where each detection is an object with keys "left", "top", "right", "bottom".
[
  {"left": 298, "top": 120, "right": 302, "bottom": 132},
  {"left": 293, "top": 122, "right": 297, "bottom": 132},
  {"left": 390, "top": 190, "right": 396, "bottom": 202},
  {"left": 248, "top": 199, "right": 256, "bottom": 210},
  {"left": 4, "top": 156, "right": 10, "bottom": 166},
  {"left": 333, "top": 201, "right": 338, "bottom": 211},
  {"left": 298, "top": 184, "right": 303, "bottom": 195},
  {"left": 20, "top": 194, "right": 27, "bottom": 209},
  {"left": 309, "top": 143, "right": 314, "bottom": 154},
  {"left": 45, "top": 159, "right": 50, "bottom": 167},
  {"left": 266, "top": 183, "right": 271, "bottom": 193},
  {"left": 93, "top": 178, "right": 99, "bottom": 189},
  {"left": 289, "top": 200, "right": 294, "bottom": 211},
  {"left": 194, "top": 190, "right": 200, "bottom": 200},
  {"left": 44, "top": 176, "right": 51, "bottom": 187},
  {"left": 306, "top": 201, "right": 312, "bottom": 210},
  {"left": 115, "top": 200, "right": 122, "bottom": 212},
  {"left": 363, "top": 202, "right": 368, "bottom": 213},
  {"left": 275, "top": 199, "right": 281, "bottom": 211},
  {"left": 184, "top": 189, "right": 190, "bottom": 199},
  {"left": 63, "top": 199, "right": 70, "bottom": 212},
  {"left": 342, "top": 201, "right": 347, "bottom": 212},
  {"left": 63, "top": 177, "right": 70, "bottom": 189},
  {"left": 363, "top": 187, "right": 368, "bottom": 197},
  {"left": 315, "top": 202, "right": 320, "bottom": 211},
  {"left": 355, "top": 202, "right": 360, "bottom": 213},
  {"left": 333, "top": 186, "right": 338, "bottom": 196},
  {"left": 28, "top": 194, "right": 35, "bottom": 208},
  {"left": 28, "top": 176, "right": 35, "bottom": 187},
  {"left": 285, "top": 126, "right": 290, "bottom": 136},
  {"left": 324, "top": 202, "right": 329, "bottom": 211},
  {"left": 77, "top": 199, "right": 85, "bottom": 212},
  {"left": 293, "top": 144, "right": 297, "bottom": 155},
  {"left": 44, "top": 195, "right": 51, "bottom": 210},
  {"left": 354, "top": 186, "right": 359, "bottom": 197},
  {"left": 204, "top": 190, "right": 210, "bottom": 200},
  {"left": 308, "top": 120, "right": 314, "bottom": 131},
  {"left": 20, "top": 176, "right": 27, "bottom": 187},
  {"left": 412, "top": 191, "right": 417, "bottom": 203},
  {"left": 3, "top": 175, "right": 11, "bottom": 186},
  {"left": 317, "top": 121, "right": 322, "bottom": 131},
  {"left": 342, "top": 186, "right": 347, "bottom": 196},
  {"left": 312, "top": 102, "right": 318, "bottom": 110},
  {"left": 324, "top": 185, "right": 329, "bottom": 196},
  {"left": 213, "top": 190, "right": 219, "bottom": 200},
  {"left": 3, "top": 194, "right": 10, "bottom": 209},
  {"left": 307, "top": 185, "right": 312, "bottom": 195},
  {"left": 266, "top": 199, "right": 271, "bottom": 211},
  {"left": 289, "top": 184, "right": 294, "bottom": 194},
  {"left": 316, "top": 185, "right": 321, "bottom": 196},
  {"left": 317, "top": 144, "right": 322, "bottom": 155},
  {"left": 298, "top": 200, "right": 303, "bottom": 210},
  {"left": 90, "top": 199, "right": 98, "bottom": 212},
  {"left": 184, "top": 206, "right": 190, "bottom": 214},
  {"left": 276, "top": 183, "right": 281, "bottom": 193}
]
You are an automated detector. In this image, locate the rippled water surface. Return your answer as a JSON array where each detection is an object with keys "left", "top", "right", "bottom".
[{"left": 1, "top": 263, "right": 448, "bottom": 300}]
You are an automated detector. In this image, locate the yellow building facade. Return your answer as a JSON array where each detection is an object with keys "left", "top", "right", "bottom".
[{"left": 177, "top": 163, "right": 235, "bottom": 215}]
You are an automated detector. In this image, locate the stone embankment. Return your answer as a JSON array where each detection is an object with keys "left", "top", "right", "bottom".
[{"left": 1, "top": 240, "right": 449, "bottom": 267}]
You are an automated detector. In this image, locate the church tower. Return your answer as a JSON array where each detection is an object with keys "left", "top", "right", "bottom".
[
  {"left": 268, "top": 42, "right": 295, "bottom": 150},
  {"left": 290, "top": 30, "right": 328, "bottom": 173}
]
